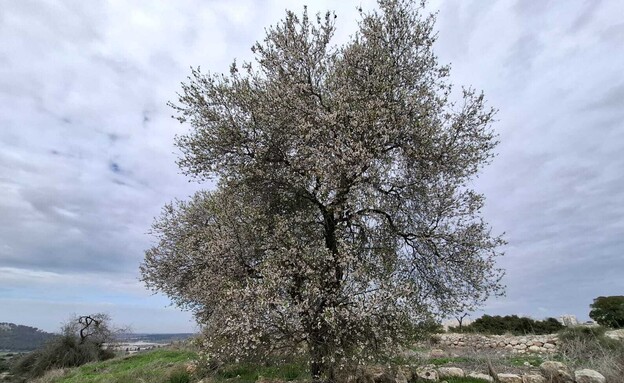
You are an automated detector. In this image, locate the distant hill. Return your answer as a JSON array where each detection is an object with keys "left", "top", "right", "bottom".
[{"left": 0, "top": 322, "right": 56, "bottom": 351}]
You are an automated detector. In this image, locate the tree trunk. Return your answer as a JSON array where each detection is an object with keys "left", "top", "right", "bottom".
[{"left": 309, "top": 330, "right": 325, "bottom": 383}]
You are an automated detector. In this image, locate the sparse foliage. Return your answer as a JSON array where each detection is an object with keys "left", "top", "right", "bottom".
[
  {"left": 589, "top": 295, "right": 624, "bottom": 329},
  {"left": 558, "top": 326, "right": 624, "bottom": 382},
  {"left": 141, "top": 0, "right": 504, "bottom": 380},
  {"left": 61, "top": 313, "right": 125, "bottom": 347},
  {"left": 11, "top": 313, "right": 121, "bottom": 379},
  {"left": 455, "top": 312, "right": 470, "bottom": 331}
]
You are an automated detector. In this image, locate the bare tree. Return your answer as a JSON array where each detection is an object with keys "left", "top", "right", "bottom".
[
  {"left": 455, "top": 313, "right": 470, "bottom": 331},
  {"left": 141, "top": 1, "right": 504, "bottom": 381},
  {"left": 62, "top": 313, "right": 126, "bottom": 347}
]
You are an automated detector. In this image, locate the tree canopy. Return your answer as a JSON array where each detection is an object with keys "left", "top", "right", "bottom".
[
  {"left": 590, "top": 296, "right": 624, "bottom": 328},
  {"left": 449, "top": 315, "right": 563, "bottom": 335},
  {"left": 141, "top": 0, "right": 504, "bottom": 380}
]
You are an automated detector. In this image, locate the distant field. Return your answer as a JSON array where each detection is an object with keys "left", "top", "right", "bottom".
[{"left": 116, "top": 333, "right": 196, "bottom": 344}]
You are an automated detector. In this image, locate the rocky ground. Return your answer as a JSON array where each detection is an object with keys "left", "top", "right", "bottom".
[{"left": 388, "top": 334, "right": 611, "bottom": 383}]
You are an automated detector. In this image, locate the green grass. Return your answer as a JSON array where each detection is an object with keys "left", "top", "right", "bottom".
[
  {"left": 49, "top": 349, "right": 197, "bottom": 383},
  {"left": 215, "top": 361, "right": 309, "bottom": 383},
  {"left": 507, "top": 354, "right": 543, "bottom": 367}
]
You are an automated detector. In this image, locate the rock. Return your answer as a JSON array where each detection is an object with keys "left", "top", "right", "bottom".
[
  {"left": 498, "top": 374, "right": 522, "bottom": 383},
  {"left": 415, "top": 365, "right": 438, "bottom": 381},
  {"left": 539, "top": 361, "right": 573, "bottom": 382},
  {"left": 429, "top": 349, "right": 447, "bottom": 358},
  {"left": 522, "top": 374, "right": 546, "bottom": 383},
  {"left": 467, "top": 372, "right": 494, "bottom": 382},
  {"left": 354, "top": 366, "right": 381, "bottom": 383},
  {"left": 185, "top": 361, "right": 198, "bottom": 374},
  {"left": 604, "top": 329, "right": 624, "bottom": 341},
  {"left": 574, "top": 369, "right": 606, "bottom": 383},
  {"left": 400, "top": 349, "right": 420, "bottom": 359},
  {"left": 437, "top": 367, "right": 464, "bottom": 378},
  {"left": 527, "top": 346, "right": 541, "bottom": 353},
  {"left": 543, "top": 343, "right": 556, "bottom": 349},
  {"left": 394, "top": 368, "right": 408, "bottom": 383},
  {"left": 369, "top": 367, "right": 394, "bottom": 383}
]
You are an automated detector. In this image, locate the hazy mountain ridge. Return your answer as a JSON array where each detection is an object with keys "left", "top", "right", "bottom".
[{"left": 0, "top": 322, "right": 57, "bottom": 351}]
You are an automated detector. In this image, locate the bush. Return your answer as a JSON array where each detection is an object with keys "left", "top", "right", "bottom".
[
  {"left": 409, "top": 319, "right": 444, "bottom": 341},
  {"left": 11, "top": 334, "right": 115, "bottom": 379},
  {"left": 589, "top": 295, "right": 624, "bottom": 328},
  {"left": 449, "top": 315, "right": 564, "bottom": 335}
]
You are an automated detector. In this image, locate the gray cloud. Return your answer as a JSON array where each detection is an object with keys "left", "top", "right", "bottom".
[{"left": 0, "top": 0, "right": 623, "bottom": 331}]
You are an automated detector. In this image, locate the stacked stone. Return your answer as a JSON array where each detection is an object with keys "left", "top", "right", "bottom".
[
  {"left": 355, "top": 362, "right": 606, "bottom": 383},
  {"left": 436, "top": 333, "right": 559, "bottom": 354}
]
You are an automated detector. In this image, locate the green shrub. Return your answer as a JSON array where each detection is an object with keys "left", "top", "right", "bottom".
[
  {"left": 11, "top": 334, "right": 115, "bottom": 379},
  {"left": 450, "top": 315, "right": 563, "bottom": 335},
  {"left": 589, "top": 296, "right": 624, "bottom": 328},
  {"left": 407, "top": 319, "right": 444, "bottom": 342}
]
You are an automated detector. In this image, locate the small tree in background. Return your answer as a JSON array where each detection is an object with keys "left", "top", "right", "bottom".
[
  {"left": 141, "top": 0, "right": 504, "bottom": 380},
  {"left": 455, "top": 312, "right": 470, "bottom": 331},
  {"left": 62, "top": 313, "right": 121, "bottom": 346},
  {"left": 11, "top": 313, "right": 123, "bottom": 379},
  {"left": 590, "top": 296, "right": 624, "bottom": 328}
]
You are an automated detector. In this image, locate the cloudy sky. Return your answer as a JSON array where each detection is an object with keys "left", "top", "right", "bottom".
[{"left": 1, "top": 0, "right": 622, "bottom": 333}]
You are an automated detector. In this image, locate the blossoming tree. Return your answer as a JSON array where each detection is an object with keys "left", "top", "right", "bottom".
[{"left": 141, "top": 1, "right": 504, "bottom": 381}]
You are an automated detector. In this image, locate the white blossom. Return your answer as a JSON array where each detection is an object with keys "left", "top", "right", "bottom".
[{"left": 141, "top": 1, "right": 504, "bottom": 381}]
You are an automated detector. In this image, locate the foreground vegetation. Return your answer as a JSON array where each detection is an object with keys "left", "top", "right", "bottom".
[
  {"left": 3, "top": 325, "right": 620, "bottom": 383},
  {"left": 6, "top": 314, "right": 623, "bottom": 383},
  {"left": 21, "top": 349, "right": 496, "bottom": 383},
  {"left": 26, "top": 349, "right": 196, "bottom": 383},
  {"left": 5, "top": 311, "right": 622, "bottom": 382}
]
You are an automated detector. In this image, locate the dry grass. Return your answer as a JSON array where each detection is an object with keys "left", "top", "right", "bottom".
[
  {"left": 557, "top": 327, "right": 624, "bottom": 383},
  {"left": 31, "top": 369, "right": 68, "bottom": 383}
]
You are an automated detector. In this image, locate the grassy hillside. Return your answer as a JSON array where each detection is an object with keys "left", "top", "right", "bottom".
[
  {"left": 27, "top": 348, "right": 493, "bottom": 383},
  {"left": 33, "top": 349, "right": 197, "bottom": 383}
]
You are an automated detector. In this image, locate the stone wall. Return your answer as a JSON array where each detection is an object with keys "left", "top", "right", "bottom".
[
  {"left": 356, "top": 361, "right": 607, "bottom": 383},
  {"left": 435, "top": 333, "right": 559, "bottom": 354}
]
